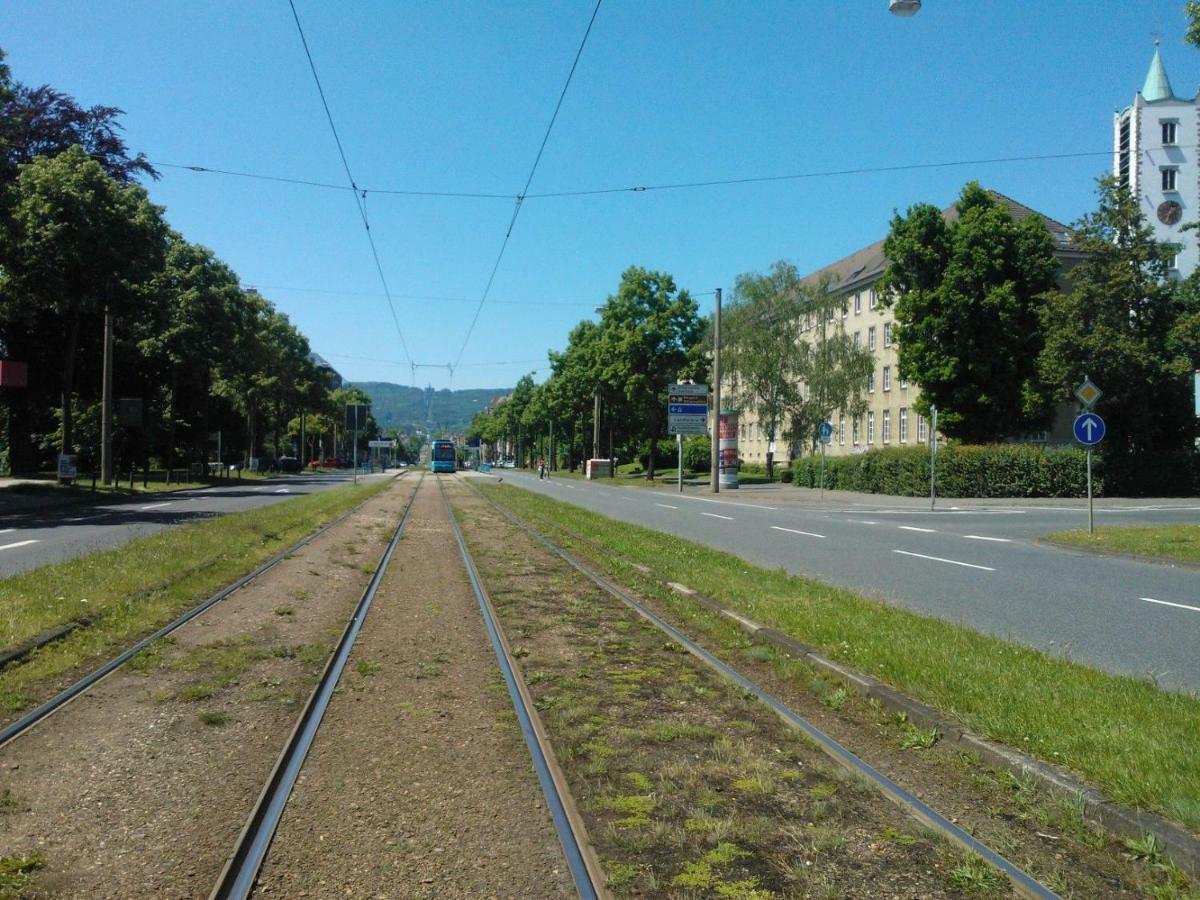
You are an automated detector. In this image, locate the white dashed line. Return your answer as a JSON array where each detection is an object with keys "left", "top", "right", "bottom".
[
  {"left": 892, "top": 549, "right": 995, "bottom": 572},
  {"left": 701, "top": 512, "right": 735, "bottom": 521},
  {"left": 0, "top": 528, "right": 12, "bottom": 535},
  {"left": 0, "top": 540, "right": 39, "bottom": 552},
  {"left": 140, "top": 502, "right": 171, "bottom": 510},
  {"left": 898, "top": 525, "right": 936, "bottom": 533},
  {"left": 683, "top": 495, "right": 777, "bottom": 511},
  {"left": 964, "top": 534, "right": 1011, "bottom": 543},
  {"left": 771, "top": 525, "right": 826, "bottom": 539},
  {"left": 1142, "top": 597, "right": 1200, "bottom": 613},
  {"left": 850, "top": 520, "right": 879, "bottom": 525},
  {"left": 274, "top": 489, "right": 290, "bottom": 494},
  {"left": 656, "top": 503, "right": 679, "bottom": 509}
]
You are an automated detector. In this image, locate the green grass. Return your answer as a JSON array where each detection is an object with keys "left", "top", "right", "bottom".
[
  {"left": 0, "top": 479, "right": 392, "bottom": 710},
  {"left": 480, "top": 483, "right": 1200, "bottom": 832},
  {"left": 1046, "top": 524, "right": 1200, "bottom": 564}
]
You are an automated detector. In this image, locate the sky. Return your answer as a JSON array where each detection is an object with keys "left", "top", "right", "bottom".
[{"left": 3, "top": 1, "right": 1197, "bottom": 391}]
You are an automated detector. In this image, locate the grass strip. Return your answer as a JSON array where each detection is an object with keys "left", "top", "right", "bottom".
[
  {"left": 480, "top": 482, "right": 1200, "bottom": 833},
  {"left": 0, "top": 478, "right": 393, "bottom": 712},
  {"left": 1046, "top": 524, "right": 1200, "bottom": 564}
]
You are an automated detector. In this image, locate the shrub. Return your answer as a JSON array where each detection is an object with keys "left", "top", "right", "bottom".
[{"left": 791, "top": 444, "right": 1097, "bottom": 498}]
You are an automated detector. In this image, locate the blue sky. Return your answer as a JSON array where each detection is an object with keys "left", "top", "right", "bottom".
[{"left": 3, "top": 1, "right": 1196, "bottom": 390}]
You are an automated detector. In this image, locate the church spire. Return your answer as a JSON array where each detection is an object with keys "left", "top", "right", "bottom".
[{"left": 1142, "top": 43, "right": 1176, "bottom": 102}]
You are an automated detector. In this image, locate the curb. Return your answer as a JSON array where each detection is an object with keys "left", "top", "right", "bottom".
[{"left": 658, "top": 581, "right": 1200, "bottom": 878}]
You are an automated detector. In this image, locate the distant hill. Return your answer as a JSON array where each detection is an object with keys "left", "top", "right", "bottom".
[{"left": 352, "top": 382, "right": 509, "bottom": 435}]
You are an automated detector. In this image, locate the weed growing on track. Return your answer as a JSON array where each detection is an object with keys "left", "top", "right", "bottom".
[
  {"left": 0, "top": 855, "right": 45, "bottom": 894},
  {"left": 478, "top": 483, "right": 1200, "bottom": 836},
  {"left": 0, "top": 480, "right": 391, "bottom": 715},
  {"left": 198, "top": 710, "right": 230, "bottom": 727}
]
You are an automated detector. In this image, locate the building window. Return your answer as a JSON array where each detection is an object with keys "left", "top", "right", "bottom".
[
  {"left": 899, "top": 408, "right": 908, "bottom": 442},
  {"left": 882, "top": 410, "right": 891, "bottom": 444},
  {"left": 868, "top": 288, "right": 877, "bottom": 310},
  {"left": 917, "top": 415, "right": 927, "bottom": 443},
  {"left": 853, "top": 331, "right": 861, "bottom": 348},
  {"left": 868, "top": 326, "right": 876, "bottom": 351},
  {"left": 867, "top": 370, "right": 875, "bottom": 393},
  {"left": 852, "top": 416, "right": 860, "bottom": 444},
  {"left": 1163, "top": 120, "right": 1178, "bottom": 145},
  {"left": 1118, "top": 117, "right": 1132, "bottom": 186},
  {"left": 1168, "top": 243, "right": 1183, "bottom": 270},
  {"left": 804, "top": 312, "right": 812, "bottom": 331},
  {"left": 900, "top": 377, "right": 908, "bottom": 390},
  {"left": 838, "top": 418, "right": 845, "bottom": 445},
  {"left": 842, "top": 300, "right": 849, "bottom": 319},
  {"left": 884, "top": 322, "right": 893, "bottom": 347},
  {"left": 883, "top": 366, "right": 891, "bottom": 391},
  {"left": 867, "top": 411, "right": 875, "bottom": 444},
  {"left": 1163, "top": 167, "right": 1178, "bottom": 192},
  {"left": 854, "top": 292, "right": 862, "bottom": 314}
]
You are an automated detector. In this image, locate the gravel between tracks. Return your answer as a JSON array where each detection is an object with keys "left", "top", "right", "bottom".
[
  {"left": 0, "top": 476, "right": 416, "bottom": 898},
  {"left": 252, "top": 475, "right": 574, "bottom": 898}
]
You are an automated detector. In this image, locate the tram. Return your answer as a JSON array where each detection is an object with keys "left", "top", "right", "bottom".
[{"left": 430, "top": 439, "right": 457, "bottom": 473}]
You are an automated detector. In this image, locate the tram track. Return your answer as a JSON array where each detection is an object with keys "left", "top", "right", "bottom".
[
  {"left": 457, "top": 473, "right": 1062, "bottom": 899},
  {"left": 0, "top": 470, "right": 411, "bottom": 751}
]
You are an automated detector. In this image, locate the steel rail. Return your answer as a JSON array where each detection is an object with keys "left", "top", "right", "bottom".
[
  {"left": 465, "top": 477, "right": 1060, "bottom": 900},
  {"left": 0, "top": 472, "right": 409, "bottom": 751},
  {"left": 210, "top": 471, "right": 423, "bottom": 900},
  {"left": 437, "top": 476, "right": 605, "bottom": 900}
]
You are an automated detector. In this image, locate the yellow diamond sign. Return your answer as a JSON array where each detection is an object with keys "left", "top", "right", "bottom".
[{"left": 1074, "top": 378, "right": 1102, "bottom": 408}]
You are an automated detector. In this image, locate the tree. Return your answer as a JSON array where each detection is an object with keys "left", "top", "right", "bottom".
[
  {"left": 0, "top": 81, "right": 157, "bottom": 184},
  {"left": 724, "top": 262, "right": 873, "bottom": 476},
  {"left": 1187, "top": 1, "right": 1200, "bottom": 50},
  {"left": 880, "top": 181, "right": 1061, "bottom": 442},
  {"left": 0, "top": 146, "right": 166, "bottom": 458},
  {"left": 1040, "top": 176, "right": 1199, "bottom": 479},
  {"left": 595, "top": 267, "right": 704, "bottom": 479}
]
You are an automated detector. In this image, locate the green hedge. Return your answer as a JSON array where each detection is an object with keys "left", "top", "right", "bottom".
[{"left": 791, "top": 445, "right": 1094, "bottom": 498}]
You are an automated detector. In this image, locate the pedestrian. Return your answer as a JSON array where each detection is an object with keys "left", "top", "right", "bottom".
[{"left": 537, "top": 456, "right": 546, "bottom": 479}]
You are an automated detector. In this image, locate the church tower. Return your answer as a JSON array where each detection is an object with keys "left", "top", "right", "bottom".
[{"left": 1114, "top": 44, "right": 1199, "bottom": 278}]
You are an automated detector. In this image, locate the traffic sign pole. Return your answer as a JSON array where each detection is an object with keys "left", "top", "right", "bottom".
[
  {"left": 678, "top": 434, "right": 683, "bottom": 493},
  {"left": 1087, "top": 449, "right": 1093, "bottom": 534}
]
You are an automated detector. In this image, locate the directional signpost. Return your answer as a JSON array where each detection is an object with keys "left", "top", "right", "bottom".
[
  {"left": 1074, "top": 378, "right": 1103, "bottom": 534},
  {"left": 668, "top": 384, "right": 708, "bottom": 493}
]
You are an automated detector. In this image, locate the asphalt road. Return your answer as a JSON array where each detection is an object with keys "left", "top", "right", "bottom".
[
  {"left": 490, "top": 470, "right": 1200, "bottom": 693},
  {"left": 0, "top": 470, "right": 396, "bottom": 578}
]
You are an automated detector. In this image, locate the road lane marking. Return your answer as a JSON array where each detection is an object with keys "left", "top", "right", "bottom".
[
  {"left": 892, "top": 549, "right": 995, "bottom": 572},
  {"left": 898, "top": 525, "right": 936, "bottom": 533},
  {"left": 140, "top": 502, "right": 171, "bottom": 510},
  {"left": 683, "top": 495, "right": 778, "bottom": 511},
  {"left": 771, "top": 525, "right": 826, "bottom": 539},
  {"left": 0, "top": 529, "right": 11, "bottom": 535},
  {"left": 701, "top": 512, "right": 735, "bottom": 521},
  {"left": 66, "top": 515, "right": 103, "bottom": 522},
  {"left": 656, "top": 503, "right": 679, "bottom": 509},
  {"left": 0, "top": 540, "right": 39, "bottom": 552},
  {"left": 964, "top": 534, "right": 1011, "bottom": 543},
  {"left": 1142, "top": 597, "right": 1200, "bottom": 613},
  {"left": 274, "top": 489, "right": 290, "bottom": 494}
]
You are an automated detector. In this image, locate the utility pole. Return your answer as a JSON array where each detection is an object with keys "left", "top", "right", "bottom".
[
  {"left": 101, "top": 307, "right": 114, "bottom": 485},
  {"left": 711, "top": 288, "right": 721, "bottom": 493},
  {"left": 593, "top": 387, "right": 601, "bottom": 461}
]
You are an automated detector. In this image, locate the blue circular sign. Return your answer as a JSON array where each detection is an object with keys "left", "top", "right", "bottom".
[
  {"left": 1073, "top": 412, "right": 1105, "bottom": 446},
  {"left": 818, "top": 421, "right": 833, "bottom": 443}
]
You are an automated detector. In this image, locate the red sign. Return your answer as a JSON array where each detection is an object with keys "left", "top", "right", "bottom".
[{"left": 0, "top": 361, "right": 28, "bottom": 388}]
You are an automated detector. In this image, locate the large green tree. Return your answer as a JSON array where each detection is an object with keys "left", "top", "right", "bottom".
[
  {"left": 1040, "top": 177, "right": 1199, "bottom": 478},
  {"left": 880, "top": 181, "right": 1061, "bottom": 442},
  {"left": 595, "top": 267, "right": 704, "bottom": 479},
  {"left": 0, "top": 146, "right": 166, "bottom": 458}
]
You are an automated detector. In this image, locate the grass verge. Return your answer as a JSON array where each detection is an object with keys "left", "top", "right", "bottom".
[
  {"left": 479, "top": 482, "right": 1200, "bottom": 833},
  {"left": 0, "top": 477, "right": 393, "bottom": 713},
  {"left": 1046, "top": 524, "right": 1200, "bottom": 565}
]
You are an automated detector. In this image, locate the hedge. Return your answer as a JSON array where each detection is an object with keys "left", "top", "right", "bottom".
[{"left": 791, "top": 444, "right": 1094, "bottom": 498}]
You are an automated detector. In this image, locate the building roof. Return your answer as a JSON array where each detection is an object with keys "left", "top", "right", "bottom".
[
  {"left": 802, "top": 189, "right": 1076, "bottom": 293},
  {"left": 1142, "top": 46, "right": 1176, "bottom": 102}
]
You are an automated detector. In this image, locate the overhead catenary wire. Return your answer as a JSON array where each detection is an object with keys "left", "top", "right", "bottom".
[
  {"left": 450, "top": 0, "right": 604, "bottom": 373},
  {"left": 287, "top": 0, "right": 412, "bottom": 366},
  {"left": 150, "top": 146, "right": 1135, "bottom": 204}
]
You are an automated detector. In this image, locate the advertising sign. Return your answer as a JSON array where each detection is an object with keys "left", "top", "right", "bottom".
[
  {"left": 57, "top": 453, "right": 78, "bottom": 482},
  {"left": 718, "top": 410, "right": 738, "bottom": 490}
]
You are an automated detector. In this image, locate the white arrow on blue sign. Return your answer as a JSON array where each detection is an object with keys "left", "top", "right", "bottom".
[{"left": 1073, "top": 412, "right": 1105, "bottom": 446}]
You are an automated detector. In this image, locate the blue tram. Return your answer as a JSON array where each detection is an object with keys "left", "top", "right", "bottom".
[{"left": 430, "top": 439, "right": 457, "bottom": 473}]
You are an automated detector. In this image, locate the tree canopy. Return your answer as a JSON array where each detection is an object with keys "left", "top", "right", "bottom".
[{"left": 880, "top": 182, "right": 1061, "bottom": 442}]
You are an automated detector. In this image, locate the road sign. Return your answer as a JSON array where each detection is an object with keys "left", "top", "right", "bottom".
[
  {"left": 817, "top": 421, "right": 833, "bottom": 444},
  {"left": 1073, "top": 412, "right": 1105, "bottom": 446},
  {"left": 368, "top": 439, "right": 396, "bottom": 448},
  {"left": 345, "top": 403, "right": 368, "bottom": 430},
  {"left": 668, "top": 383, "right": 708, "bottom": 436},
  {"left": 1075, "top": 378, "right": 1102, "bottom": 408}
]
